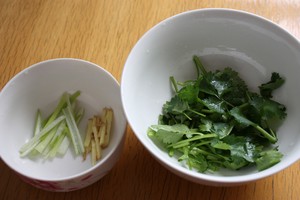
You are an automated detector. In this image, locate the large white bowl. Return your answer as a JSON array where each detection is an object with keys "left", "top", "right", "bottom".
[
  {"left": 0, "top": 58, "right": 127, "bottom": 191},
  {"left": 121, "top": 9, "right": 300, "bottom": 186}
]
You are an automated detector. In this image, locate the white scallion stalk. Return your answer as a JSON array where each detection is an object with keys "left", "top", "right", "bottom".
[
  {"left": 63, "top": 106, "right": 84, "bottom": 155},
  {"left": 43, "top": 121, "right": 67, "bottom": 158},
  {"left": 43, "top": 93, "right": 67, "bottom": 128},
  {"left": 19, "top": 115, "right": 66, "bottom": 157},
  {"left": 42, "top": 91, "right": 80, "bottom": 128},
  {"left": 46, "top": 131, "right": 67, "bottom": 158},
  {"left": 35, "top": 127, "right": 57, "bottom": 154},
  {"left": 75, "top": 107, "right": 84, "bottom": 124},
  {"left": 19, "top": 91, "right": 83, "bottom": 159},
  {"left": 57, "top": 133, "right": 70, "bottom": 155},
  {"left": 33, "top": 110, "right": 42, "bottom": 136}
]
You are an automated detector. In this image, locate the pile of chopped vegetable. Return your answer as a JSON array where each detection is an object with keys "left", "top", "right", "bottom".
[
  {"left": 19, "top": 91, "right": 85, "bottom": 159},
  {"left": 83, "top": 107, "right": 114, "bottom": 165},
  {"left": 147, "top": 56, "right": 287, "bottom": 172}
]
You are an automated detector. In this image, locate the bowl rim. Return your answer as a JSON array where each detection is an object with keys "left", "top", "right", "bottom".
[
  {"left": 0, "top": 58, "right": 127, "bottom": 182},
  {"left": 121, "top": 8, "right": 300, "bottom": 184}
]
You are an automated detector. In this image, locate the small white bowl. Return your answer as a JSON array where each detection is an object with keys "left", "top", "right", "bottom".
[
  {"left": 121, "top": 9, "right": 300, "bottom": 186},
  {"left": 0, "top": 58, "right": 127, "bottom": 191}
]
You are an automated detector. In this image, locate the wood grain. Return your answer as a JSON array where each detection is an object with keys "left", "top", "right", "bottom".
[{"left": 1, "top": 0, "right": 300, "bottom": 199}]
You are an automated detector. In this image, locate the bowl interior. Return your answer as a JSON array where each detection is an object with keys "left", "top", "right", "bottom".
[
  {"left": 0, "top": 59, "right": 126, "bottom": 180},
  {"left": 121, "top": 9, "right": 300, "bottom": 183}
]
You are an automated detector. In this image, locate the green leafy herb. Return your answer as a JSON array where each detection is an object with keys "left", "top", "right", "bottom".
[
  {"left": 259, "top": 72, "right": 285, "bottom": 98},
  {"left": 255, "top": 148, "right": 283, "bottom": 171},
  {"left": 148, "top": 56, "right": 287, "bottom": 173}
]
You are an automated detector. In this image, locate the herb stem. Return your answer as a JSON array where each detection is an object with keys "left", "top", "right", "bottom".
[
  {"left": 170, "top": 134, "right": 216, "bottom": 148},
  {"left": 192, "top": 148, "right": 225, "bottom": 160},
  {"left": 183, "top": 112, "right": 192, "bottom": 120},
  {"left": 252, "top": 124, "right": 277, "bottom": 143},
  {"left": 170, "top": 76, "right": 179, "bottom": 93},
  {"left": 188, "top": 109, "right": 206, "bottom": 117},
  {"left": 193, "top": 55, "right": 207, "bottom": 76},
  {"left": 201, "top": 109, "right": 215, "bottom": 114}
]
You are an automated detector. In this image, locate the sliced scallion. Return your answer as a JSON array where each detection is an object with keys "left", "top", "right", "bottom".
[
  {"left": 63, "top": 104, "right": 84, "bottom": 155},
  {"left": 19, "top": 91, "right": 84, "bottom": 159}
]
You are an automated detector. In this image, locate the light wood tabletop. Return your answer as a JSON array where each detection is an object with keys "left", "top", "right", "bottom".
[{"left": 1, "top": 0, "right": 300, "bottom": 199}]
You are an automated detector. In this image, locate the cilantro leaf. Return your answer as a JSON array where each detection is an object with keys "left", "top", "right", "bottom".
[
  {"left": 199, "top": 119, "right": 233, "bottom": 139},
  {"left": 249, "top": 95, "right": 287, "bottom": 121},
  {"left": 259, "top": 72, "right": 285, "bottom": 98},
  {"left": 212, "top": 122, "right": 234, "bottom": 139},
  {"left": 255, "top": 148, "right": 283, "bottom": 171},
  {"left": 223, "top": 135, "right": 256, "bottom": 163},
  {"left": 149, "top": 124, "right": 189, "bottom": 144},
  {"left": 149, "top": 56, "right": 286, "bottom": 173},
  {"left": 229, "top": 106, "right": 278, "bottom": 143},
  {"left": 229, "top": 106, "right": 254, "bottom": 126},
  {"left": 207, "top": 67, "right": 248, "bottom": 106},
  {"left": 201, "top": 96, "right": 227, "bottom": 114},
  {"left": 198, "top": 74, "right": 218, "bottom": 96},
  {"left": 188, "top": 149, "right": 208, "bottom": 172},
  {"left": 210, "top": 139, "right": 231, "bottom": 150},
  {"left": 178, "top": 84, "right": 200, "bottom": 104},
  {"left": 199, "top": 119, "right": 213, "bottom": 132},
  {"left": 224, "top": 155, "right": 249, "bottom": 170},
  {"left": 163, "top": 95, "right": 189, "bottom": 115}
]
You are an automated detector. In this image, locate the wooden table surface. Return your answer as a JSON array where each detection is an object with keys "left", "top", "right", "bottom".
[{"left": 1, "top": 0, "right": 300, "bottom": 199}]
